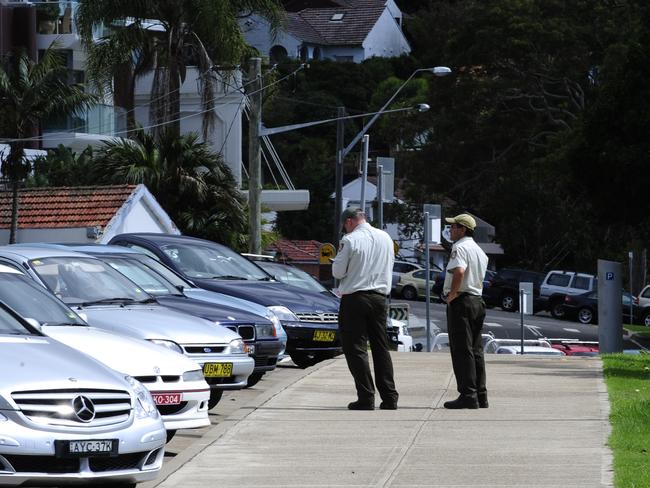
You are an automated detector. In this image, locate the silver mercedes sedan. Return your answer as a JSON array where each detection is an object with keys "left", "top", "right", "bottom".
[
  {"left": 0, "top": 246, "right": 254, "bottom": 409},
  {"left": 0, "top": 300, "right": 166, "bottom": 487}
]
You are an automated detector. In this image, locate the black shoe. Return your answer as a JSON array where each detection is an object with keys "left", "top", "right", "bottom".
[
  {"left": 379, "top": 401, "right": 398, "bottom": 410},
  {"left": 443, "top": 396, "right": 479, "bottom": 409},
  {"left": 478, "top": 396, "right": 489, "bottom": 408},
  {"left": 348, "top": 400, "right": 374, "bottom": 410}
]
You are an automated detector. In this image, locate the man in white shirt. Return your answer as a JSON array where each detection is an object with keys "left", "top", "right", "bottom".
[
  {"left": 442, "top": 213, "right": 489, "bottom": 409},
  {"left": 332, "top": 208, "right": 398, "bottom": 410}
]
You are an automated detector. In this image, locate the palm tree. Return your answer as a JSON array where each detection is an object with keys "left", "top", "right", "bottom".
[
  {"left": 92, "top": 129, "right": 247, "bottom": 248},
  {"left": 0, "top": 46, "right": 97, "bottom": 243},
  {"left": 76, "top": 0, "right": 284, "bottom": 141}
]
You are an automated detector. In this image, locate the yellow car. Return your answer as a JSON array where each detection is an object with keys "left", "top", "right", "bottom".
[{"left": 394, "top": 269, "right": 440, "bottom": 300}]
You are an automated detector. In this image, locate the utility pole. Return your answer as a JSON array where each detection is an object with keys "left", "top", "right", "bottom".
[
  {"left": 334, "top": 106, "right": 346, "bottom": 248},
  {"left": 248, "top": 57, "right": 262, "bottom": 254},
  {"left": 359, "top": 135, "right": 369, "bottom": 213}
]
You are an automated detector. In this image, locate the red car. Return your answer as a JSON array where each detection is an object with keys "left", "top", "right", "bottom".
[{"left": 551, "top": 341, "right": 599, "bottom": 356}]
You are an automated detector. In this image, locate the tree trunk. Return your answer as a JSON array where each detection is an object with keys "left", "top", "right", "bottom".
[{"left": 9, "top": 180, "right": 20, "bottom": 244}]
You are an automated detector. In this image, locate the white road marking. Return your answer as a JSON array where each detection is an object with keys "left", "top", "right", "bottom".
[
  {"left": 484, "top": 322, "right": 502, "bottom": 327},
  {"left": 525, "top": 325, "right": 544, "bottom": 337},
  {"left": 563, "top": 328, "right": 581, "bottom": 333}
]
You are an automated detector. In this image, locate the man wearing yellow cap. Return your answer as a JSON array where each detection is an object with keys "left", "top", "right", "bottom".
[{"left": 442, "top": 213, "right": 489, "bottom": 409}]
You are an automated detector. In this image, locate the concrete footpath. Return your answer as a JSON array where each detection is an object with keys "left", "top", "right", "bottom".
[{"left": 146, "top": 354, "right": 613, "bottom": 487}]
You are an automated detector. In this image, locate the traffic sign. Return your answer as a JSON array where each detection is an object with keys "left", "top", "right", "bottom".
[{"left": 319, "top": 243, "right": 336, "bottom": 264}]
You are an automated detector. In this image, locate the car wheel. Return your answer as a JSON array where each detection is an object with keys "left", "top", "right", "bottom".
[
  {"left": 643, "top": 311, "right": 650, "bottom": 327},
  {"left": 550, "top": 300, "right": 565, "bottom": 319},
  {"left": 166, "top": 430, "right": 177, "bottom": 443},
  {"left": 290, "top": 352, "right": 319, "bottom": 369},
  {"left": 401, "top": 286, "right": 417, "bottom": 301},
  {"left": 501, "top": 293, "right": 517, "bottom": 312},
  {"left": 245, "top": 372, "right": 265, "bottom": 388},
  {"left": 207, "top": 389, "right": 223, "bottom": 410},
  {"left": 578, "top": 307, "right": 594, "bottom": 324}
]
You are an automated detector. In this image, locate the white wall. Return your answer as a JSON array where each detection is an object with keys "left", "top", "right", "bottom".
[
  {"left": 363, "top": 9, "right": 411, "bottom": 59},
  {"left": 133, "top": 68, "right": 245, "bottom": 186},
  {"left": 241, "top": 14, "right": 302, "bottom": 60},
  {"left": 0, "top": 227, "right": 91, "bottom": 245}
]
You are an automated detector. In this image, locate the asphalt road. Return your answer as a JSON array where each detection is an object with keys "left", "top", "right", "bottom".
[{"left": 398, "top": 298, "right": 600, "bottom": 343}]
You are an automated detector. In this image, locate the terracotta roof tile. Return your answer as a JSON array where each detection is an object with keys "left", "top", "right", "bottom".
[
  {"left": 266, "top": 239, "right": 323, "bottom": 262},
  {"left": 0, "top": 185, "right": 138, "bottom": 229}
]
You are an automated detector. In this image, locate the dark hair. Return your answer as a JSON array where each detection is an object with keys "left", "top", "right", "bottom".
[
  {"left": 340, "top": 207, "right": 365, "bottom": 223},
  {"left": 464, "top": 228, "right": 474, "bottom": 237}
]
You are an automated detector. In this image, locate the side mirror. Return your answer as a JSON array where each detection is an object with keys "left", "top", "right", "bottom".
[{"left": 24, "top": 318, "right": 42, "bottom": 332}]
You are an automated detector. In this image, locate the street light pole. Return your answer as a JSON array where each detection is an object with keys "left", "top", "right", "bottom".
[{"left": 333, "top": 66, "right": 451, "bottom": 245}]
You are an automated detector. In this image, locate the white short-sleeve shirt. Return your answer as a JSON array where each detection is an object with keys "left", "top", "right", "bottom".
[{"left": 442, "top": 236, "right": 488, "bottom": 296}]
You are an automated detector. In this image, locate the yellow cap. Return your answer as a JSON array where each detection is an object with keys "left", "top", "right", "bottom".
[{"left": 445, "top": 213, "right": 476, "bottom": 231}]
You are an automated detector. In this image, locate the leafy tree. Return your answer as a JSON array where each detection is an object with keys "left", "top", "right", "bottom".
[
  {"left": 0, "top": 46, "right": 97, "bottom": 243},
  {"left": 76, "top": 0, "right": 284, "bottom": 139},
  {"left": 29, "top": 145, "right": 95, "bottom": 187},
  {"left": 91, "top": 129, "right": 247, "bottom": 249}
]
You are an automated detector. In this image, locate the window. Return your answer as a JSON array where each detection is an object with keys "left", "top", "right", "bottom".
[
  {"left": 642, "top": 288, "right": 650, "bottom": 299},
  {"left": 413, "top": 270, "right": 425, "bottom": 279},
  {"left": 572, "top": 275, "right": 591, "bottom": 290},
  {"left": 330, "top": 13, "right": 345, "bottom": 21},
  {"left": 125, "top": 244, "right": 161, "bottom": 261},
  {"left": 547, "top": 273, "right": 571, "bottom": 286}
]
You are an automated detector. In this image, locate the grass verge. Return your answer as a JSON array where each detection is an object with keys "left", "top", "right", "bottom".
[{"left": 602, "top": 354, "right": 650, "bottom": 487}]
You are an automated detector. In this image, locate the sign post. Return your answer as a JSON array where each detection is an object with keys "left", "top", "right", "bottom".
[
  {"left": 422, "top": 204, "right": 441, "bottom": 352},
  {"left": 598, "top": 260, "right": 623, "bottom": 353},
  {"left": 519, "top": 282, "right": 534, "bottom": 354}
]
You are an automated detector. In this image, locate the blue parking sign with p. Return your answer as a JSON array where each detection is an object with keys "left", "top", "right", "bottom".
[{"left": 605, "top": 272, "right": 614, "bottom": 281}]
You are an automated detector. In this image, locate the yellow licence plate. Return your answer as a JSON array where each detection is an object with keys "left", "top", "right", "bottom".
[
  {"left": 313, "top": 330, "right": 336, "bottom": 342},
  {"left": 203, "top": 362, "right": 233, "bottom": 378}
]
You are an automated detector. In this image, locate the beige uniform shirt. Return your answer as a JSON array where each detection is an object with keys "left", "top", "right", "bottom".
[
  {"left": 332, "top": 222, "right": 394, "bottom": 295},
  {"left": 442, "top": 236, "right": 488, "bottom": 296}
]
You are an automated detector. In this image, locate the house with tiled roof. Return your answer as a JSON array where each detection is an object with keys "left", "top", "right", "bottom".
[
  {"left": 242, "top": 0, "right": 410, "bottom": 63},
  {"left": 0, "top": 184, "right": 178, "bottom": 245}
]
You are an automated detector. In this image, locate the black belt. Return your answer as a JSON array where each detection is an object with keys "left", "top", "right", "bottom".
[{"left": 353, "top": 290, "right": 389, "bottom": 298}]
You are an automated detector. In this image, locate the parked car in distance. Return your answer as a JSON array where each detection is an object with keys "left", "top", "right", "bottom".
[
  {"left": 254, "top": 260, "right": 336, "bottom": 297},
  {"left": 393, "top": 260, "right": 423, "bottom": 274},
  {"left": 539, "top": 270, "right": 597, "bottom": 319},
  {"left": 483, "top": 268, "right": 546, "bottom": 312},
  {"left": 0, "top": 265, "right": 210, "bottom": 439},
  {"left": 635, "top": 285, "right": 650, "bottom": 326},
  {"left": 495, "top": 345, "right": 565, "bottom": 356},
  {"left": 386, "top": 318, "right": 414, "bottom": 352},
  {"left": 562, "top": 290, "right": 638, "bottom": 325},
  {"left": 0, "top": 300, "right": 166, "bottom": 487},
  {"left": 432, "top": 269, "right": 497, "bottom": 303},
  {"left": 431, "top": 332, "right": 495, "bottom": 352},
  {"left": 549, "top": 340, "right": 599, "bottom": 356},
  {"left": 108, "top": 233, "right": 343, "bottom": 369},
  {"left": 0, "top": 246, "right": 253, "bottom": 408},
  {"left": 484, "top": 338, "right": 553, "bottom": 354},
  {"left": 393, "top": 269, "right": 440, "bottom": 301}
]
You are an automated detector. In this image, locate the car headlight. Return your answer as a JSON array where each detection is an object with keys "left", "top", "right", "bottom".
[
  {"left": 182, "top": 369, "right": 205, "bottom": 382},
  {"left": 268, "top": 306, "right": 299, "bottom": 323},
  {"left": 149, "top": 339, "right": 183, "bottom": 354},
  {"left": 255, "top": 322, "right": 276, "bottom": 338},
  {"left": 227, "top": 338, "right": 246, "bottom": 354},
  {"left": 126, "top": 376, "right": 160, "bottom": 420}
]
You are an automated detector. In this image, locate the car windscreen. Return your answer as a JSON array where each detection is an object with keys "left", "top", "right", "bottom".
[
  {"left": 160, "top": 243, "right": 270, "bottom": 280},
  {"left": 29, "top": 257, "right": 151, "bottom": 306},
  {"left": 0, "top": 305, "right": 39, "bottom": 335},
  {"left": 259, "top": 262, "right": 327, "bottom": 293},
  {"left": 100, "top": 257, "right": 181, "bottom": 296},
  {"left": 129, "top": 254, "right": 192, "bottom": 288},
  {"left": 0, "top": 274, "right": 86, "bottom": 326}
]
